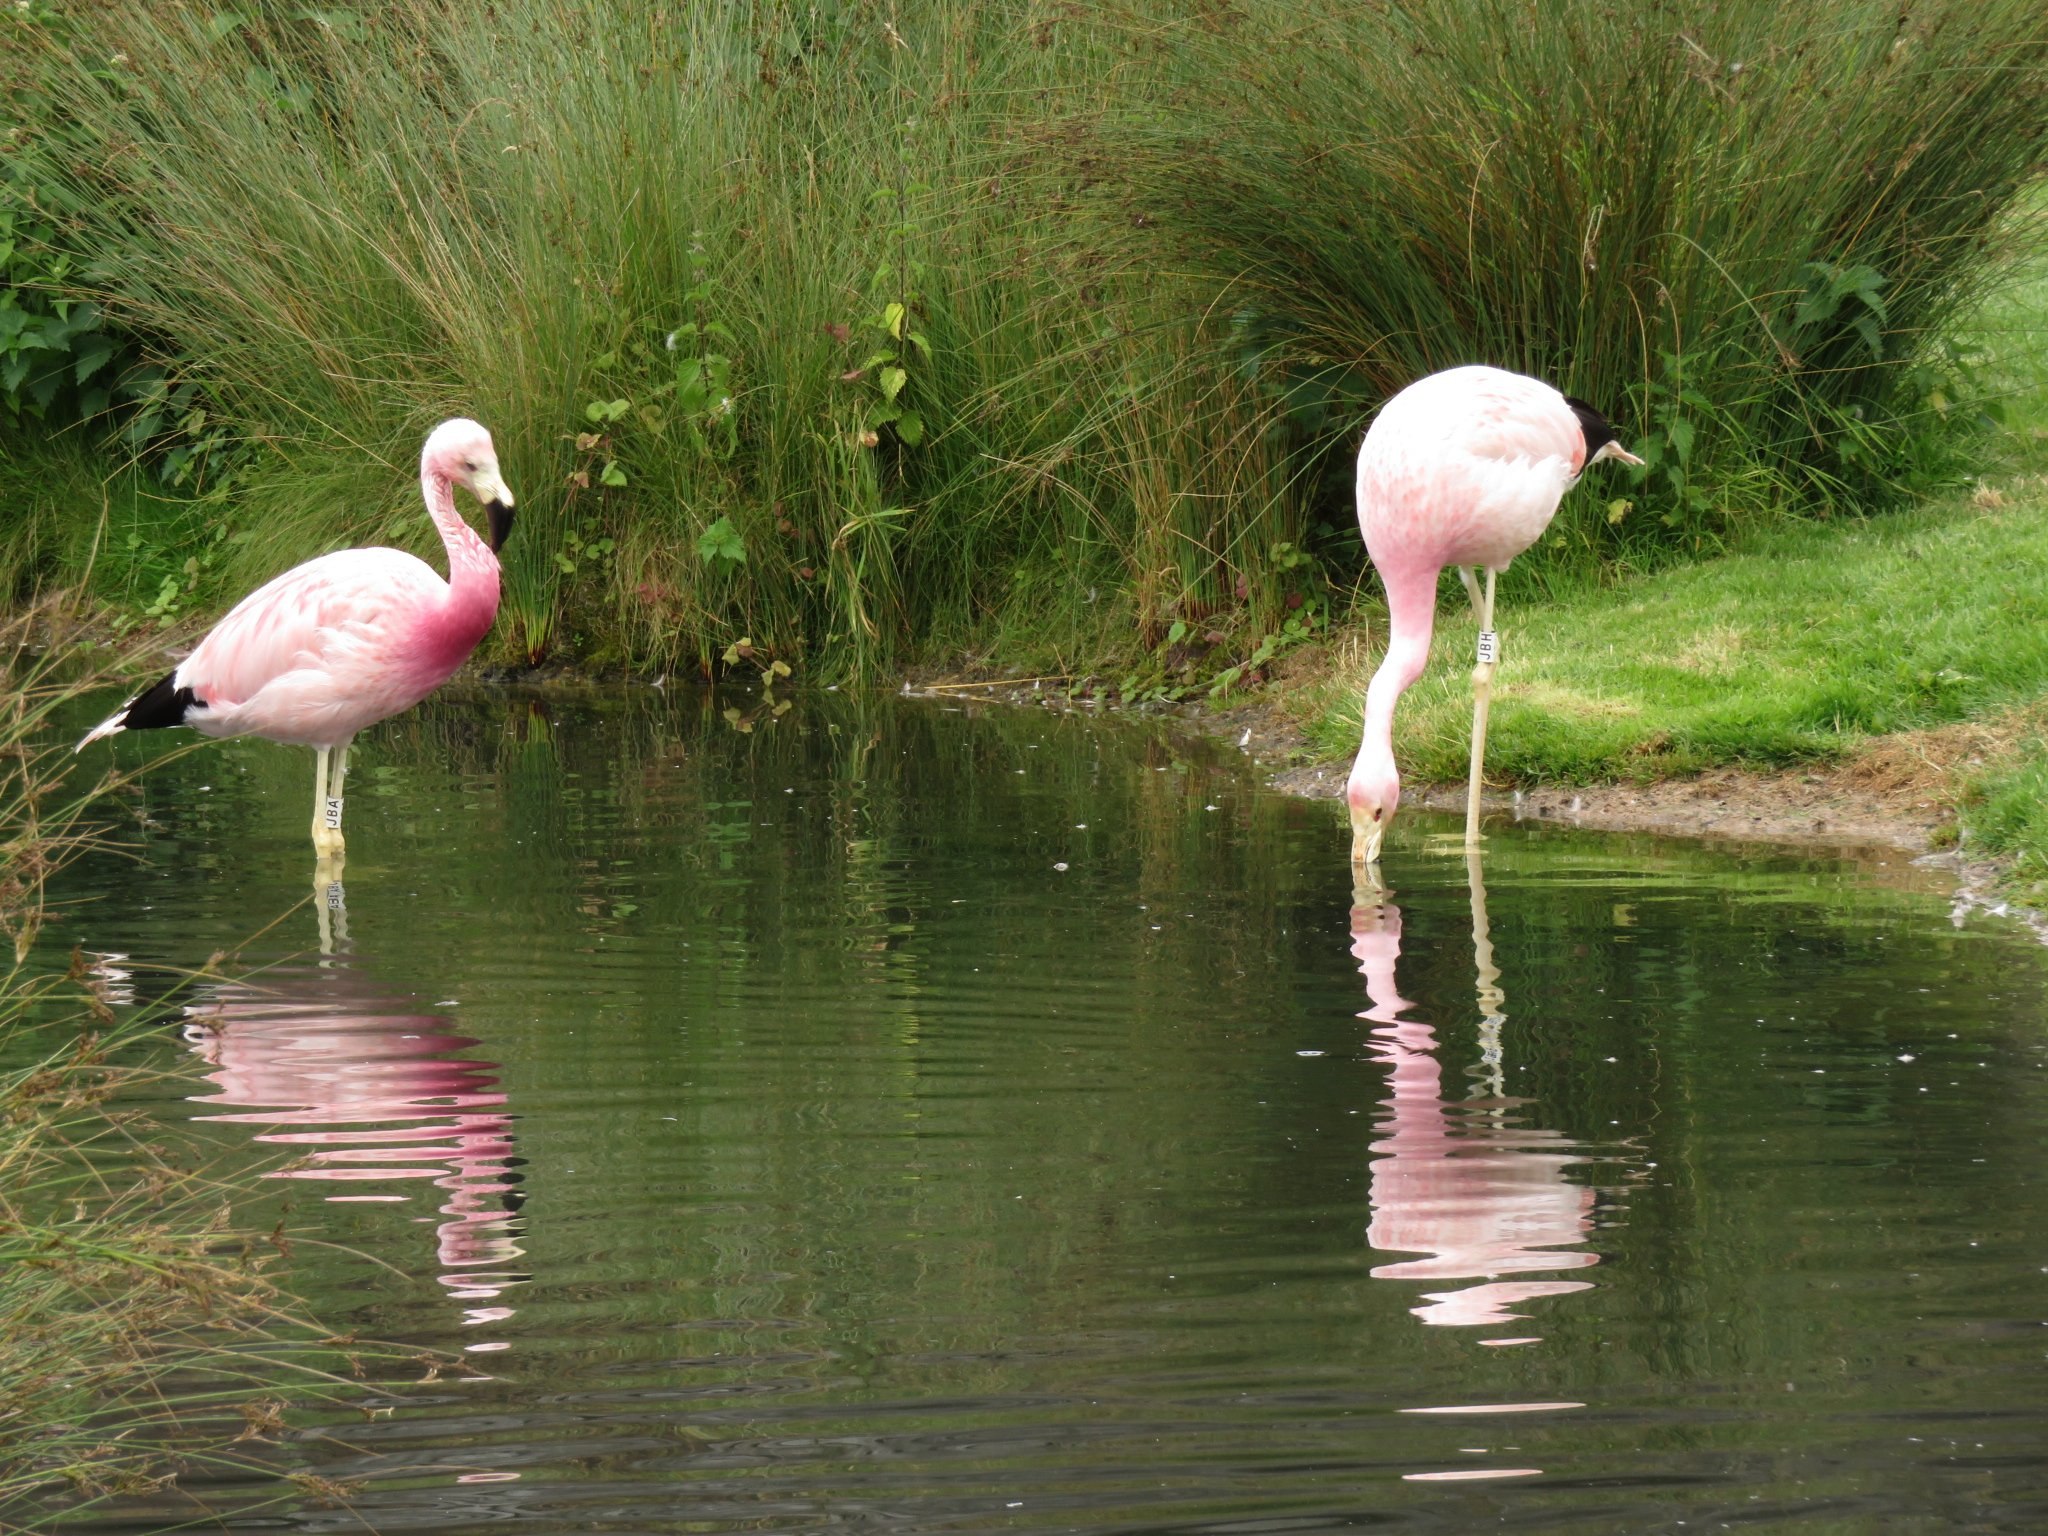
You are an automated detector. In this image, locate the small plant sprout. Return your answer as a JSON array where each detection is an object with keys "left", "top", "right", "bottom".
[{"left": 697, "top": 515, "right": 746, "bottom": 568}]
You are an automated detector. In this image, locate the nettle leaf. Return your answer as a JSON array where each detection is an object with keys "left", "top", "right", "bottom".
[
  {"left": 882, "top": 302, "right": 907, "bottom": 339},
  {"left": 1666, "top": 417, "right": 1694, "bottom": 464},
  {"left": 70, "top": 336, "right": 115, "bottom": 385},
  {"left": 893, "top": 410, "right": 924, "bottom": 446},
  {"left": 600, "top": 460, "right": 628, "bottom": 488},
  {"left": 879, "top": 366, "right": 908, "bottom": 403},
  {"left": 696, "top": 515, "right": 746, "bottom": 566}
]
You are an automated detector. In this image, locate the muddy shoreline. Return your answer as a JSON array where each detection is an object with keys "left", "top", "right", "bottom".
[{"left": 903, "top": 672, "right": 2042, "bottom": 936}]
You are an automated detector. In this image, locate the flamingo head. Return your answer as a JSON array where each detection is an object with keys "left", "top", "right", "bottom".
[
  {"left": 1346, "top": 762, "right": 1398, "bottom": 873},
  {"left": 1565, "top": 396, "right": 1645, "bottom": 471},
  {"left": 424, "top": 418, "right": 518, "bottom": 551}
]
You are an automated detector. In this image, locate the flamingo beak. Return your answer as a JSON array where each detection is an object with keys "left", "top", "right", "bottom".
[
  {"left": 1595, "top": 440, "right": 1645, "bottom": 469},
  {"left": 473, "top": 470, "right": 517, "bottom": 552},
  {"left": 486, "top": 497, "right": 516, "bottom": 553},
  {"left": 1350, "top": 803, "right": 1386, "bottom": 871},
  {"left": 474, "top": 469, "right": 516, "bottom": 510}
]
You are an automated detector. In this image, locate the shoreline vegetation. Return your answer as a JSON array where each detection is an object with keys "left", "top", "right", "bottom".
[
  {"left": 2, "top": 1, "right": 2045, "bottom": 896},
  {"left": 0, "top": 608, "right": 428, "bottom": 1531}
]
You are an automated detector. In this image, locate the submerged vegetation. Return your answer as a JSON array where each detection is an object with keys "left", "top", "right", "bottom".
[
  {"left": 0, "top": 0, "right": 2041, "bottom": 680},
  {"left": 0, "top": 613, "right": 417, "bottom": 1528}
]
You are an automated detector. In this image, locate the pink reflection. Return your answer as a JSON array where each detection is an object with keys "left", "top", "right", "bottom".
[
  {"left": 183, "top": 955, "right": 527, "bottom": 1324},
  {"left": 1353, "top": 889, "right": 1595, "bottom": 1330}
]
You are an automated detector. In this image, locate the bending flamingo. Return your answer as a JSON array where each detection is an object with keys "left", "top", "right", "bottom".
[
  {"left": 77, "top": 419, "right": 516, "bottom": 863},
  {"left": 1347, "top": 366, "right": 1641, "bottom": 871}
]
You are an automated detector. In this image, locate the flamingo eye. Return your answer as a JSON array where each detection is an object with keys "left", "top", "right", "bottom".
[{"left": 462, "top": 458, "right": 478, "bottom": 472}]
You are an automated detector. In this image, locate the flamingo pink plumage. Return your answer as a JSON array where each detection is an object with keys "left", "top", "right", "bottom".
[
  {"left": 1347, "top": 366, "right": 1641, "bottom": 870},
  {"left": 77, "top": 419, "right": 517, "bottom": 862}
]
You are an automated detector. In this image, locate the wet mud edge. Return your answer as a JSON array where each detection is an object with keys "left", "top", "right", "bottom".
[
  {"left": 1219, "top": 696, "right": 2043, "bottom": 942},
  {"left": 903, "top": 673, "right": 2042, "bottom": 941}
]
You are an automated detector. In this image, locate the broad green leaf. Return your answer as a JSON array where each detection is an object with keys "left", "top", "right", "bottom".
[
  {"left": 697, "top": 515, "right": 746, "bottom": 565},
  {"left": 1667, "top": 417, "right": 1694, "bottom": 464}
]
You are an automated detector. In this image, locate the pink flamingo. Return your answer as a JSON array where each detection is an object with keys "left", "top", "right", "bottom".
[
  {"left": 1346, "top": 367, "right": 1641, "bottom": 870},
  {"left": 77, "top": 420, "right": 516, "bottom": 862}
]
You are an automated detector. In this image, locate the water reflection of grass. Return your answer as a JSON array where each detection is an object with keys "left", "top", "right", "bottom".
[{"left": 0, "top": 612, "right": 413, "bottom": 1529}]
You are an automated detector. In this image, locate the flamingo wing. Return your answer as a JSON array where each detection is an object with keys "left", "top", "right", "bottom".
[
  {"left": 1359, "top": 367, "right": 1585, "bottom": 570},
  {"left": 177, "top": 548, "right": 444, "bottom": 710}
]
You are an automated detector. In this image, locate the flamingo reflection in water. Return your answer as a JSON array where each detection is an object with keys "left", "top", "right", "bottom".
[
  {"left": 182, "top": 885, "right": 527, "bottom": 1336},
  {"left": 1354, "top": 854, "right": 1601, "bottom": 1333}
]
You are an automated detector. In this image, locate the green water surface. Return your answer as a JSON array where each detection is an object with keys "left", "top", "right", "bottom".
[{"left": 43, "top": 686, "right": 2048, "bottom": 1534}]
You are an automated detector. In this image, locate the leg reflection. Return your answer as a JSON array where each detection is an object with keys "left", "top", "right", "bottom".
[{"left": 1354, "top": 860, "right": 1597, "bottom": 1333}]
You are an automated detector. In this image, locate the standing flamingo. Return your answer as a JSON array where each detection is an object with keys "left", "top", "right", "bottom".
[
  {"left": 1347, "top": 366, "right": 1641, "bottom": 871},
  {"left": 77, "top": 419, "right": 516, "bottom": 863}
]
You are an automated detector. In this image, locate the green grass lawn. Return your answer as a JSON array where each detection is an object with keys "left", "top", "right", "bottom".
[{"left": 1307, "top": 479, "right": 2048, "bottom": 786}]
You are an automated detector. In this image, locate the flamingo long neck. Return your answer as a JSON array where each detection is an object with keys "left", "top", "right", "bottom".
[
  {"left": 1353, "top": 562, "right": 1441, "bottom": 798},
  {"left": 421, "top": 468, "right": 502, "bottom": 663}
]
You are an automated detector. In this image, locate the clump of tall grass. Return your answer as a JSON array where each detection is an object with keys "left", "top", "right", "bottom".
[
  {"left": 15, "top": 1, "right": 2041, "bottom": 677},
  {"left": 13, "top": 0, "right": 1320, "bottom": 679},
  {"left": 1066, "top": 0, "right": 2048, "bottom": 570},
  {"left": 0, "top": 609, "right": 417, "bottom": 1528}
]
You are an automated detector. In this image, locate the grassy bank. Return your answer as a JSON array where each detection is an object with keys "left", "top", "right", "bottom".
[
  {"left": 1290, "top": 464, "right": 2048, "bottom": 891},
  {"left": 1276, "top": 242, "right": 2048, "bottom": 879},
  {"left": 3, "top": 0, "right": 2043, "bottom": 678},
  {"left": 0, "top": 612, "right": 417, "bottom": 1528},
  {"left": 1301, "top": 477, "right": 2048, "bottom": 781}
]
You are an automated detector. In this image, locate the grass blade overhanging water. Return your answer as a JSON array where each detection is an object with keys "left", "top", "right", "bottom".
[{"left": 0, "top": 608, "right": 439, "bottom": 1530}]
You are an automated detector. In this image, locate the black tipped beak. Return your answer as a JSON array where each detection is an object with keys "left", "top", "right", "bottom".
[{"left": 486, "top": 498, "right": 516, "bottom": 553}]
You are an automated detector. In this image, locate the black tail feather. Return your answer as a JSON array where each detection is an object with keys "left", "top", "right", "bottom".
[
  {"left": 1565, "top": 395, "right": 1620, "bottom": 458},
  {"left": 119, "top": 671, "right": 199, "bottom": 731}
]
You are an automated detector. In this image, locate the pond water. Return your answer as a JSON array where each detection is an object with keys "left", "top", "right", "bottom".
[{"left": 42, "top": 686, "right": 2048, "bottom": 1534}]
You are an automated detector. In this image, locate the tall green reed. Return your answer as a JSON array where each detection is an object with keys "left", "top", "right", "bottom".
[
  {"left": 15, "top": 0, "right": 1321, "bottom": 676},
  {"left": 13, "top": 0, "right": 2040, "bottom": 674},
  {"left": 1064, "top": 0, "right": 2048, "bottom": 570}
]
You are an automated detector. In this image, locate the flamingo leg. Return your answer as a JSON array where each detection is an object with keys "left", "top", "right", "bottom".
[
  {"left": 310, "top": 747, "right": 331, "bottom": 853},
  {"left": 330, "top": 737, "right": 352, "bottom": 828},
  {"left": 1456, "top": 565, "right": 1483, "bottom": 613},
  {"left": 1464, "top": 568, "right": 1497, "bottom": 847},
  {"left": 311, "top": 742, "right": 349, "bottom": 863}
]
